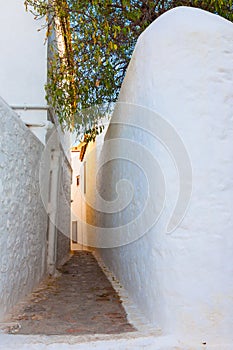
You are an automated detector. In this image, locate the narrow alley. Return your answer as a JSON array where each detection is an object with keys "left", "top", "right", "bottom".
[
  {"left": 1, "top": 3, "right": 233, "bottom": 349},
  {"left": 6, "top": 251, "right": 135, "bottom": 336}
]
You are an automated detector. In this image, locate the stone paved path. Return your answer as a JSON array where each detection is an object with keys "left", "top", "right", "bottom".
[{"left": 8, "top": 251, "right": 135, "bottom": 335}]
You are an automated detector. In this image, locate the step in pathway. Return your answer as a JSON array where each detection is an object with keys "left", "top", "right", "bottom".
[{"left": 6, "top": 251, "right": 135, "bottom": 336}]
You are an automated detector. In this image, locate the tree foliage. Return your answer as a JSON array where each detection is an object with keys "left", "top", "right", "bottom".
[{"left": 24, "top": 0, "right": 233, "bottom": 140}]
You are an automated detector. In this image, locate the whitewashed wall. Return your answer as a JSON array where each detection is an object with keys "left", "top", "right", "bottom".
[
  {"left": 96, "top": 7, "right": 233, "bottom": 345},
  {"left": 0, "top": 0, "right": 48, "bottom": 143},
  {"left": 56, "top": 154, "right": 72, "bottom": 267},
  {"left": 0, "top": 98, "right": 47, "bottom": 321},
  {"left": 38, "top": 126, "right": 72, "bottom": 272}
]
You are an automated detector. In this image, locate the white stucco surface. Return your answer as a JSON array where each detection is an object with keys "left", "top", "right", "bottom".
[
  {"left": 0, "top": 96, "right": 71, "bottom": 321},
  {"left": 38, "top": 126, "right": 72, "bottom": 272},
  {"left": 0, "top": 0, "right": 48, "bottom": 143},
  {"left": 0, "top": 332, "right": 232, "bottom": 350},
  {"left": 95, "top": 7, "right": 233, "bottom": 345},
  {"left": 0, "top": 97, "right": 47, "bottom": 321},
  {"left": 56, "top": 152, "right": 72, "bottom": 267},
  {"left": 0, "top": 334, "right": 184, "bottom": 350}
]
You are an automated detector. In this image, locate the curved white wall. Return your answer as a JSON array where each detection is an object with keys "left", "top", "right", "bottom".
[{"left": 97, "top": 7, "right": 233, "bottom": 345}]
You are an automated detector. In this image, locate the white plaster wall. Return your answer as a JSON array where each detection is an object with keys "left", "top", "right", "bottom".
[
  {"left": 96, "top": 7, "right": 233, "bottom": 345},
  {"left": 43, "top": 121, "right": 72, "bottom": 267},
  {"left": 56, "top": 155, "right": 72, "bottom": 266},
  {"left": 39, "top": 126, "right": 72, "bottom": 270},
  {"left": 0, "top": 0, "right": 48, "bottom": 143},
  {"left": 0, "top": 97, "right": 47, "bottom": 321}
]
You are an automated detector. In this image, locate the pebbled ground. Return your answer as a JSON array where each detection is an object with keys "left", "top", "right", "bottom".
[{"left": 7, "top": 251, "right": 135, "bottom": 335}]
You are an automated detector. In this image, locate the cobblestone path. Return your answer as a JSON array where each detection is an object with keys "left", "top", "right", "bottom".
[{"left": 8, "top": 251, "right": 135, "bottom": 335}]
